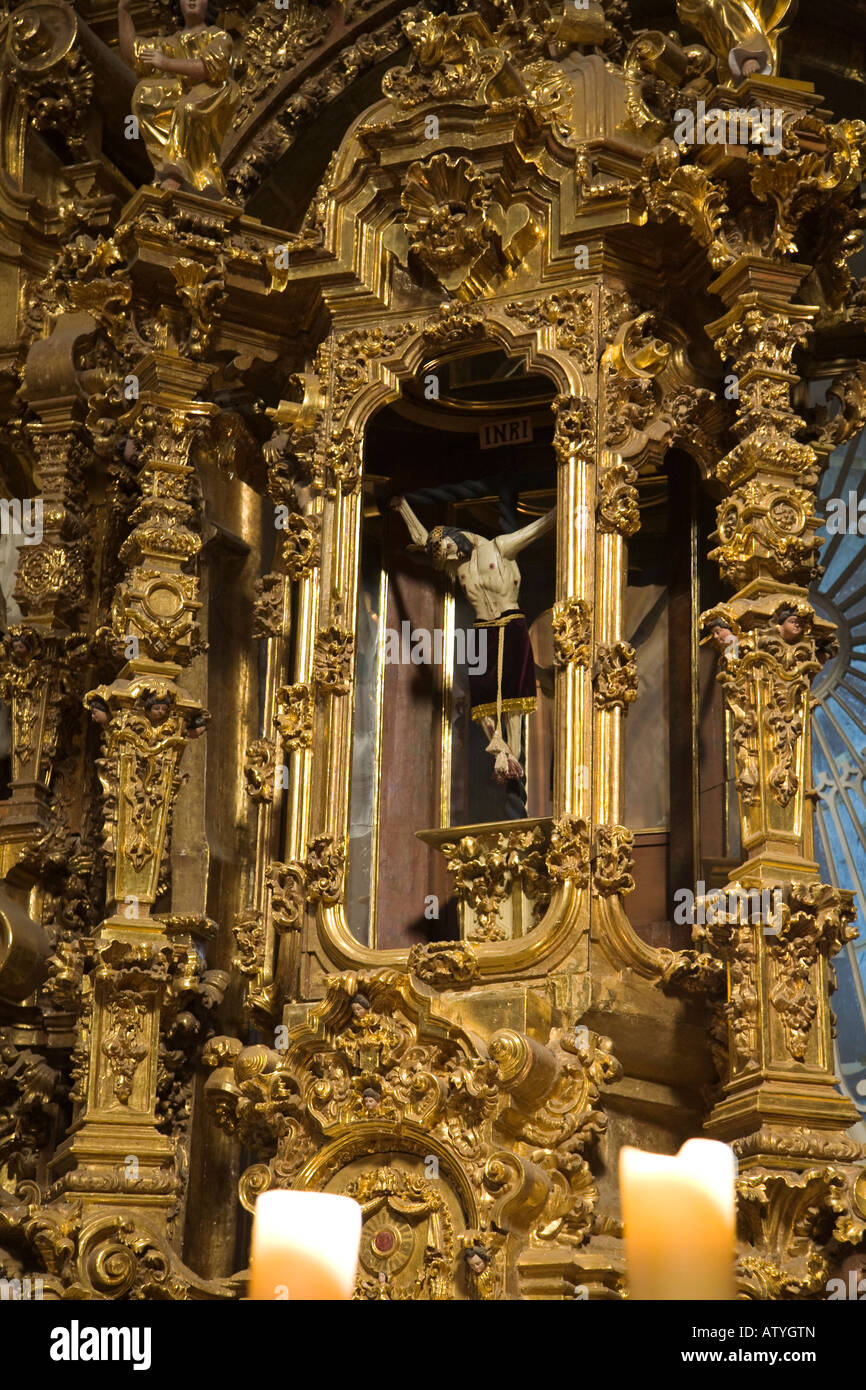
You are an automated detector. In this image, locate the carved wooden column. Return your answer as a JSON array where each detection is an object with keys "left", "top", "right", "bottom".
[
  {"left": 0, "top": 319, "right": 94, "bottom": 858},
  {"left": 50, "top": 346, "right": 213, "bottom": 1228},
  {"left": 234, "top": 376, "right": 321, "bottom": 1019},
  {"left": 697, "top": 256, "right": 860, "bottom": 1162},
  {"left": 590, "top": 304, "right": 672, "bottom": 920}
]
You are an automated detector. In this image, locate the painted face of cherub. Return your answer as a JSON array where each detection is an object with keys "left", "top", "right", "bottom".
[
  {"left": 779, "top": 614, "right": 806, "bottom": 644},
  {"left": 708, "top": 624, "right": 736, "bottom": 657}
]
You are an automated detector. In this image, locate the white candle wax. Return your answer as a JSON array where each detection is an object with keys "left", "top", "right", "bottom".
[
  {"left": 249, "top": 1190, "right": 362, "bottom": 1301},
  {"left": 620, "top": 1138, "right": 736, "bottom": 1300}
]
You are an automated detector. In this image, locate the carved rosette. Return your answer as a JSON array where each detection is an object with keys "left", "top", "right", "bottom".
[
  {"left": 593, "top": 642, "right": 638, "bottom": 711},
  {"left": 712, "top": 483, "right": 823, "bottom": 589},
  {"left": 112, "top": 405, "right": 212, "bottom": 667},
  {"left": 205, "top": 971, "right": 621, "bottom": 1298}
]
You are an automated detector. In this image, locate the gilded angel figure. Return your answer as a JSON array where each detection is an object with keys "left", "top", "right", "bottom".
[
  {"left": 676, "top": 0, "right": 798, "bottom": 78},
  {"left": 118, "top": 0, "right": 238, "bottom": 197}
]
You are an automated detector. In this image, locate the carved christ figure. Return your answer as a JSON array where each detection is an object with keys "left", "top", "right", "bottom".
[
  {"left": 391, "top": 497, "right": 556, "bottom": 784},
  {"left": 117, "top": 0, "right": 238, "bottom": 197}
]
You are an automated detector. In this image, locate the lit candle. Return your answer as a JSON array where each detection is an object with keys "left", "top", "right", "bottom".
[
  {"left": 619, "top": 1138, "right": 736, "bottom": 1300},
  {"left": 249, "top": 1191, "right": 362, "bottom": 1300}
]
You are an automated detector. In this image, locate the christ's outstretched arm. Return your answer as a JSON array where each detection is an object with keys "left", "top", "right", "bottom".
[
  {"left": 496, "top": 505, "right": 556, "bottom": 559},
  {"left": 391, "top": 496, "right": 429, "bottom": 549}
]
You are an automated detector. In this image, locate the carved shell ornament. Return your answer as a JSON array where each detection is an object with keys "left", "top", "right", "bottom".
[{"left": 401, "top": 154, "right": 492, "bottom": 278}]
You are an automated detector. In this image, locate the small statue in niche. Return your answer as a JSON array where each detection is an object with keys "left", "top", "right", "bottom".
[
  {"left": 391, "top": 496, "right": 556, "bottom": 784},
  {"left": 117, "top": 0, "right": 238, "bottom": 198}
]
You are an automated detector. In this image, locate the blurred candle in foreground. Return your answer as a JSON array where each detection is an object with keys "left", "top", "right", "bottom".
[
  {"left": 620, "top": 1138, "right": 736, "bottom": 1300},
  {"left": 249, "top": 1191, "right": 362, "bottom": 1300}
]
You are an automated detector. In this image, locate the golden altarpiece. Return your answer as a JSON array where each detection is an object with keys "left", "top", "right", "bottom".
[{"left": 0, "top": 0, "right": 865, "bottom": 1299}]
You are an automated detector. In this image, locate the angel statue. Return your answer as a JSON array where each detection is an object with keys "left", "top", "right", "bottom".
[
  {"left": 118, "top": 0, "right": 238, "bottom": 197},
  {"left": 391, "top": 496, "right": 556, "bottom": 785},
  {"left": 676, "top": 0, "right": 798, "bottom": 80}
]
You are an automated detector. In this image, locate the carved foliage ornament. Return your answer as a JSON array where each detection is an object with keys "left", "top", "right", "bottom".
[
  {"left": 552, "top": 597, "right": 591, "bottom": 668},
  {"left": 313, "top": 625, "right": 354, "bottom": 694},
  {"left": 396, "top": 153, "right": 539, "bottom": 297},
  {"left": 547, "top": 814, "right": 590, "bottom": 889},
  {"left": 593, "top": 642, "right": 638, "bottom": 710},
  {"left": 5, "top": 0, "right": 94, "bottom": 153},
  {"left": 597, "top": 458, "right": 640, "bottom": 537},
  {"left": 768, "top": 882, "right": 857, "bottom": 1063},
  {"left": 592, "top": 825, "right": 635, "bottom": 898},
  {"left": 552, "top": 395, "right": 596, "bottom": 465},
  {"left": 267, "top": 836, "right": 345, "bottom": 933},
  {"left": 507, "top": 291, "right": 594, "bottom": 367},
  {"left": 381, "top": 12, "right": 513, "bottom": 109},
  {"left": 440, "top": 823, "right": 551, "bottom": 943},
  {"left": 275, "top": 683, "right": 314, "bottom": 751}
]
